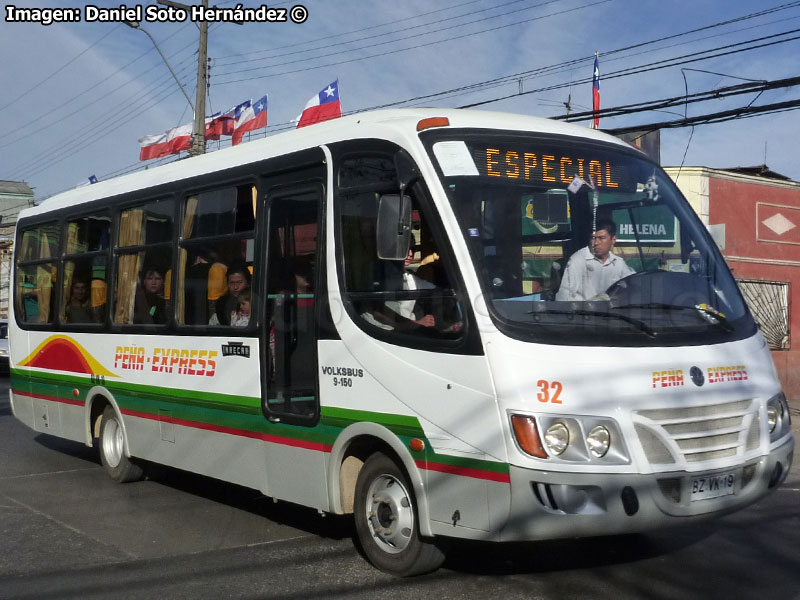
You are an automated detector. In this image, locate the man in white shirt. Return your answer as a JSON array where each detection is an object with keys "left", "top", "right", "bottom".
[
  {"left": 556, "top": 219, "right": 634, "bottom": 301},
  {"left": 385, "top": 249, "right": 437, "bottom": 327}
]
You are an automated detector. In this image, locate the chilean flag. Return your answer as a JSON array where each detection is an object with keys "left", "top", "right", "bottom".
[
  {"left": 223, "top": 100, "right": 251, "bottom": 136},
  {"left": 232, "top": 95, "right": 267, "bottom": 146},
  {"left": 138, "top": 123, "right": 192, "bottom": 161},
  {"left": 592, "top": 52, "right": 600, "bottom": 129},
  {"left": 296, "top": 80, "right": 341, "bottom": 129},
  {"left": 205, "top": 111, "right": 236, "bottom": 141}
]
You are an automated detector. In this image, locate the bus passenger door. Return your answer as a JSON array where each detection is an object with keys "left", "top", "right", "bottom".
[{"left": 262, "top": 183, "right": 326, "bottom": 508}]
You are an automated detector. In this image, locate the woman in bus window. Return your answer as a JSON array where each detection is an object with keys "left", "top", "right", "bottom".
[
  {"left": 65, "top": 279, "right": 94, "bottom": 323},
  {"left": 134, "top": 266, "right": 167, "bottom": 324}
]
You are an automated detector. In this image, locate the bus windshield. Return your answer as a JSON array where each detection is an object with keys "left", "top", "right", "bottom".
[{"left": 423, "top": 130, "right": 754, "bottom": 346}]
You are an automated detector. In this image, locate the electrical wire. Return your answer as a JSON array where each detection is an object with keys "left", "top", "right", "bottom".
[
  {"left": 11, "top": 1, "right": 800, "bottom": 194},
  {"left": 214, "top": 0, "right": 613, "bottom": 85},
  {"left": 0, "top": 24, "right": 123, "bottom": 112},
  {"left": 214, "top": 0, "right": 537, "bottom": 68}
]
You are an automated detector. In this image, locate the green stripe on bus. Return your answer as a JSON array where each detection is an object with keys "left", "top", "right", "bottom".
[
  {"left": 11, "top": 369, "right": 507, "bottom": 475},
  {"left": 13, "top": 368, "right": 261, "bottom": 412},
  {"left": 320, "top": 406, "right": 422, "bottom": 431}
]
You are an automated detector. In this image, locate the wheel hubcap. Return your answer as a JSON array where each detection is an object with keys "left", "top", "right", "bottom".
[
  {"left": 364, "top": 474, "right": 414, "bottom": 554},
  {"left": 103, "top": 418, "right": 123, "bottom": 468}
]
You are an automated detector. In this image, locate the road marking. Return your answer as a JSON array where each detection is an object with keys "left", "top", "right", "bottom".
[
  {"left": 0, "top": 493, "right": 138, "bottom": 559},
  {"left": 0, "top": 467, "right": 97, "bottom": 481}
]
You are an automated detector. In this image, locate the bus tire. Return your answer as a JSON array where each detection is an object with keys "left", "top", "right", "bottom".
[
  {"left": 99, "top": 406, "right": 143, "bottom": 483},
  {"left": 353, "top": 452, "right": 445, "bottom": 576}
]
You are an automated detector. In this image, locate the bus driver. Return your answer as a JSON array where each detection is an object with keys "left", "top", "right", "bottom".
[{"left": 556, "top": 218, "right": 634, "bottom": 301}]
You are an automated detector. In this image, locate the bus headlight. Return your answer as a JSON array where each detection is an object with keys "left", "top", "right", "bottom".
[
  {"left": 586, "top": 425, "right": 611, "bottom": 458},
  {"left": 509, "top": 413, "right": 629, "bottom": 463},
  {"left": 767, "top": 392, "right": 790, "bottom": 441},
  {"left": 544, "top": 422, "right": 569, "bottom": 455},
  {"left": 767, "top": 405, "right": 780, "bottom": 433}
]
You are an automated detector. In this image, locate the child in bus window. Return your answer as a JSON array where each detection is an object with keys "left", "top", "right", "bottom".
[{"left": 231, "top": 291, "right": 251, "bottom": 327}]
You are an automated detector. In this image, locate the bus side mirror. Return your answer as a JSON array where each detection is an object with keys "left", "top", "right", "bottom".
[
  {"left": 394, "top": 149, "right": 420, "bottom": 194},
  {"left": 376, "top": 194, "right": 412, "bottom": 260}
]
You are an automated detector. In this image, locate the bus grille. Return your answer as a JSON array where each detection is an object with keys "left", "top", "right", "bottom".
[{"left": 633, "top": 399, "right": 760, "bottom": 466}]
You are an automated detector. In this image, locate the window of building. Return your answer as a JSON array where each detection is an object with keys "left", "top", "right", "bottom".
[{"left": 737, "top": 279, "right": 790, "bottom": 349}]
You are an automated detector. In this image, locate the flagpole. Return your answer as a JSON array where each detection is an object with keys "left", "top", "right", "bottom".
[{"left": 592, "top": 50, "right": 599, "bottom": 130}]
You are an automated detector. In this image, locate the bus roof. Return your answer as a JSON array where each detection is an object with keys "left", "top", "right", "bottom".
[{"left": 22, "top": 108, "right": 629, "bottom": 219}]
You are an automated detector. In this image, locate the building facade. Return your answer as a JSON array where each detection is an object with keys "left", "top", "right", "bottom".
[
  {"left": 666, "top": 166, "right": 800, "bottom": 399},
  {"left": 0, "top": 181, "right": 35, "bottom": 318}
]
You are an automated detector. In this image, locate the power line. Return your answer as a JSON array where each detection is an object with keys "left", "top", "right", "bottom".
[
  {"left": 15, "top": 1, "right": 800, "bottom": 194},
  {"left": 213, "top": 0, "right": 503, "bottom": 64},
  {"left": 10, "top": 71, "right": 195, "bottom": 180},
  {"left": 214, "top": 0, "right": 538, "bottom": 69},
  {"left": 556, "top": 75, "right": 800, "bottom": 122},
  {"left": 605, "top": 98, "right": 800, "bottom": 134},
  {"left": 346, "top": 3, "right": 800, "bottom": 111},
  {"left": 214, "top": 0, "right": 613, "bottom": 85},
  {"left": 0, "top": 24, "right": 123, "bottom": 112},
  {"left": 457, "top": 28, "right": 800, "bottom": 108}
]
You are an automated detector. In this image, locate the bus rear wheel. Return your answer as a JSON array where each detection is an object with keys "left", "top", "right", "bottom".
[
  {"left": 353, "top": 452, "right": 445, "bottom": 576},
  {"left": 99, "top": 406, "right": 144, "bottom": 483}
]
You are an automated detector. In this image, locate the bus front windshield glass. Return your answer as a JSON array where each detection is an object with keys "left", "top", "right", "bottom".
[{"left": 424, "top": 131, "right": 754, "bottom": 346}]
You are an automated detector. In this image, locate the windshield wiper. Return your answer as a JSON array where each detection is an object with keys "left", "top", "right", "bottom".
[
  {"left": 611, "top": 303, "right": 734, "bottom": 332},
  {"left": 527, "top": 308, "right": 657, "bottom": 338}
]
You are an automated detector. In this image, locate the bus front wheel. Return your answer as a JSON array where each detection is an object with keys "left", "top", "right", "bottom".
[
  {"left": 99, "top": 406, "right": 144, "bottom": 483},
  {"left": 353, "top": 452, "right": 445, "bottom": 576}
]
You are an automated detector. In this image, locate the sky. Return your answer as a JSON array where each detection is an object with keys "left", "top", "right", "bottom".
[{"left": 1, "top": 0, "right": 799, "bottom": 205}]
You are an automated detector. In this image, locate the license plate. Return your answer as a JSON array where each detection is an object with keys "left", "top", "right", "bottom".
[{"left": 691, "top": 472, "right": 736, "bottom": 501}]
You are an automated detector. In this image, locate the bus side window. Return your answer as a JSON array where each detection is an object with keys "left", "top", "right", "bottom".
[
  {"left": 338, "top": 179, "right": 463, "bottom": 341},
  {"left": 15, "top": 222, "right": 60, "bottom": 325},
  {"left": 176, "top": 184, "right": 256, "bottom": 327},
  {"left": 62, "top": 214, "right": 110, "bottom": 324},
  {"left": 113, "top": 199, "right": 174, "bottom": 325}
]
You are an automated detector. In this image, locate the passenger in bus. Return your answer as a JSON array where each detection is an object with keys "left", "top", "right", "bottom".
[
  {"left": 556, "top": 219, "right": 634, "bottom": 301},
  {"left": 383, "top": 248, "right": 437, "bottom": 328},
  {"left": 185, "top": 249, "right": 226, "bottom": 324},
  {"left": 65, "top": 279, "right": 94, "bottom": 323},
  {"left": 210, "top": 263, "right": 251, "bottom": 326},
  {"left": 294, "top": 255, "right": 314, "bottom": 306},
  {"left": 133, "top": 266, "right": 167, "bottom": 324},
  {"left": 231, "top": 290, "right": 251, "bottom": 327}
]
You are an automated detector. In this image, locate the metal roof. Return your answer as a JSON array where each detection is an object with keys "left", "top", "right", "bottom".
[{"left": 0, "top": 180, "right": 34, "bottom": 196}]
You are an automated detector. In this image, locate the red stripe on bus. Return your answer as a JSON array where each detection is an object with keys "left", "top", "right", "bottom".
[
  {"left": 416, "top": 459, "right": 510, "bottom": 484},
  {"left": 14, "top": 389, "right": 84, "bottom": 407},
  {"left": 121, "top": 409, "right": 332, "bottom": 453}
]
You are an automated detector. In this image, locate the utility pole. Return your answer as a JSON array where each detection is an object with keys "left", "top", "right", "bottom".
[
  {"left": 157, "top": 0, "right": 207, "bottom": 155},
  {"left": 190, "top": 0, "right": 208, "bottom": 155}
]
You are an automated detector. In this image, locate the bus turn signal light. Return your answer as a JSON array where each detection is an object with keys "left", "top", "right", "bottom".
[
  {"left": 511, "top": 415, "right": 548, "bottom": 458},
  {"left": 417, "top": 117, "right": 450, "bottom": 131}
]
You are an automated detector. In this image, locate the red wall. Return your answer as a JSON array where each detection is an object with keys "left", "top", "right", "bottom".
[{"left": 708, "top": 177, "right": 800, "bottom": 397}]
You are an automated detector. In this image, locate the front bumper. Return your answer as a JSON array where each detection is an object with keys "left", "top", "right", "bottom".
[{"left": 499, "top": 436, "right": 793, "bottom": 542}]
